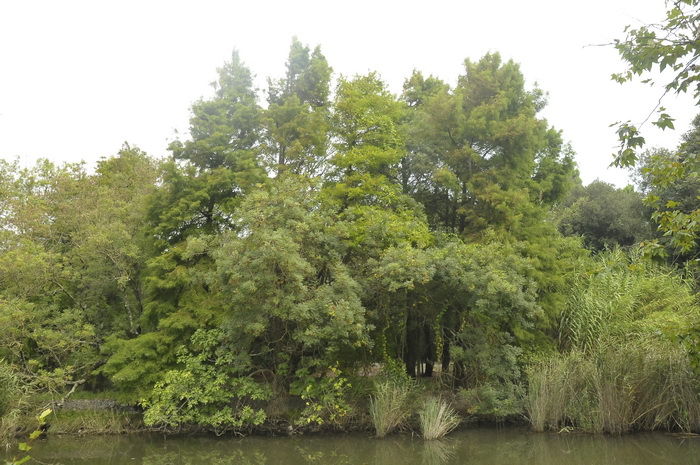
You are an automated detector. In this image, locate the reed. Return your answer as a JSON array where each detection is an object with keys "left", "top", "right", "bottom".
[
  {"left": 527, "top": 350, "right": 599, "bottom": 433},
  {"left": 418, "top": 397, "right": 461, "bottom": 440},
  {"left": 368, "top": 380, "right": 414, "bottom": 438},
  {"left": 527, "top": 342, "right": 700, "bottom": 434},
  {"left": 530, "top": 252, "right": 700, "bottom": 434},
  {"left": 0, "top": 361, "right": 33, "bottom": 442},
  {"left": 0, "top": 361, "right": 22, "bottom": 419},
  {"left": 559, "top": 252, "right": 697, "bottom": 354}
]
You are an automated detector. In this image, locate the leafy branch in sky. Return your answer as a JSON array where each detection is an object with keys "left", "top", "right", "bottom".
[{"left": 612, "top": 0, "right": 700, "bottom": 167}]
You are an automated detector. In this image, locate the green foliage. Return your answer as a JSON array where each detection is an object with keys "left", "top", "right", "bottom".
[
  {"left": 8, "top": 43, "right": 693, "bottom": 436},
  {"left": 612, "top": 0, "right": 700, "bottom": 166},
  {"left": 631, "top": 117, "right": 700, "bottom": 264},
  {"left": 559, "top": 250, "right": 699, "bottom": 352},
  {"left": 142, "top": 329, "right": 271, "bottom": 434},
  {"left": 292, "top": 365, "right": 352, "bottom": 427},
  {"left": 264, "top": 37, "right": 332, "bottom": 175},
  {"left": 557, "top": 181, "right": 653, "bottom": 252},
  {"left": 436, "top": 238, "right": 543, "bottom": 378},
  {"left": 401, "top": 53, "right": 574, "bottom": 234},
  {"left": 215, "top": 176, "right": 370, "bottom": 389},
  {"left": 460, "top": 382, "right": 525, "bottom": 420},
  {"left": 531, "top": 135, "right": 579, "bottom": 204},
  {"left": 170, "top": 50, "right": 261, "bottom": 170},
  {"left": 102, "top": 70, "right": 265, "bottom": 393},
  {"left": 0, "top": 297, "right": 98, "bottom": 386},
  {"left": 396, "top": 55, "right": 581, "bottom": 356},
  {"left": 99, "top": 332, "right": 179, "bottom": 399},
  {"left": 613, "top": 6, "right": 700, "bottom": 369},
  {"left": 0, "top": 147, "right": 160, "bottom": 400},
  {"left": 331, "top": 72, "right": 404, "bottom": 178}
]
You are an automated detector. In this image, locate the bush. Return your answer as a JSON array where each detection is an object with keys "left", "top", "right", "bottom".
[{"left": 460, "top": 382, "right": 525, "bottom": 421}]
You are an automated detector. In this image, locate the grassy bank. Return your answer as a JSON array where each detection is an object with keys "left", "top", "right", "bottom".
[{"left": 47, "top": 409, "right": 143, "bottom": 435}]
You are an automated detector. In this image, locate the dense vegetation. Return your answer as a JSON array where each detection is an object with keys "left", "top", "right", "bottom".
[{"left": 3, "top": 4, "right": 700, "bottom": 438}]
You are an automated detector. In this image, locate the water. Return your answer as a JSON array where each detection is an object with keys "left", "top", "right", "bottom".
[{"left": 9, "top": 427, "right": 700, "bottom": 464}]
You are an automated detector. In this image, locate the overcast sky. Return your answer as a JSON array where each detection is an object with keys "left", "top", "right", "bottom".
[{"left": 1, "top": 0, "right": 697, "bottom": 187}]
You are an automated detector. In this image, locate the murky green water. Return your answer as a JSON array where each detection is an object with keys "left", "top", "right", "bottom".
[{"left": 8, "top": 427, "right": 700, "bottom": 464}]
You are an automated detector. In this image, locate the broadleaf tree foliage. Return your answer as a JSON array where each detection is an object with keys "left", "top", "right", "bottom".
[{"left": 612, "top": 2, "right": 700, "bottom": 264}]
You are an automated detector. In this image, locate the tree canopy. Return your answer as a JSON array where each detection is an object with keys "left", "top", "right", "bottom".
[{"left": 1, "top": 36, "right": 697, "bottom": 436}]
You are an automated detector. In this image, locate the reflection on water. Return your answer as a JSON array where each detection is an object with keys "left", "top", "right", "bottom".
[{"left": 9, "top": 427, "right": 700, "bottom": 465}]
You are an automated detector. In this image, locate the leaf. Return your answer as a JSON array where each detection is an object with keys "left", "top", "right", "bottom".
[
  {"left": 652, "top": 113, "right": 676, "bottom": 130},
  {"left": 38, "top": 408, "right": 52, "bottom": 421}
]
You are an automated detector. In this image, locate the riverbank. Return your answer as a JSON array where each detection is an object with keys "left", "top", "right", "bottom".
[{"left": 23, "top": 392, "right": 480, "bottom": 438}]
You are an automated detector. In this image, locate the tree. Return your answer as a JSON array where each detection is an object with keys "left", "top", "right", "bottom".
[
  {"left": 633, "top": 116, "right": 700, "bottom": 261},
  {"left": 443, "top": 240, "right": 541, "bottom": 386},
  {"left": 557, "top": 181, "right": 653, "bottom": 252},
  {"left": 0, "top": 147, "right": 159, "bottom": 392},
  {"left": 263, "top": 37, "right": 332, "bottom": 176},
  {"left": 213, "top": 176, "right": 370, "bottom": 392},
  {"left": 100, "top": 52, "right": 266, "bottom": 397},
  {"left": 612, "top": 3, "right": 700, "bottom": 383},
  {"left": 329, "top": 72, "right": 405, "bottom": 184},
  {"left": 612, "top": 0, "right": 700, "bottom": 167},
  {"left": 611, "top": 0, "right": 700, "bottom": 256},
  {"left": 170, "top": 50, "right": 261, "bottom": 171},
  {"left": 401, "top": 53, "right": 575, "bottom": 235},
  {"left": 163, "top": 50, "right": 265, "bottom": 239},
  {"left": 325, "top": 71, "right": 432, "bottom": 261},
  {"left": 399, "top": 70, "right": 451, "bottom": 214}
]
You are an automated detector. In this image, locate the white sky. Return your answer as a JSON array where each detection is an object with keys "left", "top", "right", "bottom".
[{"left": 1, "top": 0, "right": 697, "bottom": 187}]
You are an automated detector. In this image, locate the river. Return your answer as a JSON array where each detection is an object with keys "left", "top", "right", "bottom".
[{"left": 8, "top": 427, "right": 700, "bottom": 464}]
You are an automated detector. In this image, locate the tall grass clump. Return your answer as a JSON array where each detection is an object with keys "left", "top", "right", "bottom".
[
  {"left": 0, "top": 361, "right": 22, "bottom": 419},
  {"left": 528, "top": 251, "right": 700, "bottom": 434},
  {"left": 527, "top": 350, "right": 599, "bottom": 433},
  {"left": 368, "top": 380, "right": 414, "bottom": 438},
  {"left": 418, "top": 397, "right": 461, "bottom": 440},
  {"left": 528, "top": 343, "right": 700, "bottom": 434},
  {"left": 628, "top": 342, "right": 700, "bottom": 432},
  {"left": 559, "top": 250, "right": 697, "bottom": 353},
  {"left": 0, "top": 361, "right": 30, "bottom": 440}
]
